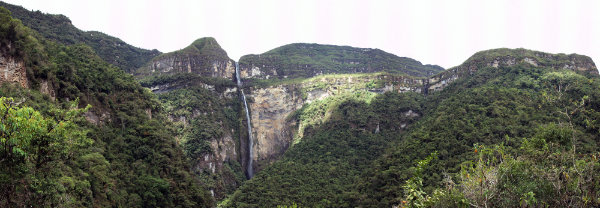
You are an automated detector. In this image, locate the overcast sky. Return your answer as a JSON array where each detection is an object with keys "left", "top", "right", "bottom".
[{"left": 4, "top": 0, "right": 600, "bottom": 69}]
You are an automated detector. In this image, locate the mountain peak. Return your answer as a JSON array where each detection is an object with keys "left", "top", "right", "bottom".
[{"left": 135, "top": 37, "right": 235, "bottom": 79}]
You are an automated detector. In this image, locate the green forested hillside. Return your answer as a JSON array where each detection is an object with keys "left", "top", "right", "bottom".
[
  {"left": 139, "top": 73, "right": 247, "bottom": 200},
  {"left": 225, "top": 50, "right": 600, "bottom": 207},
  {"left": 0, "top": 1, "right": 161, "bottom": 73},
  {"left": 356, "top": 63, "right": 600, "bottom": 207},
  {"left": 223, "top": 91, "right": 425, "bottom": 207},
  {"left": 0, "top": 7, "right": 212, "bottom": 207}
]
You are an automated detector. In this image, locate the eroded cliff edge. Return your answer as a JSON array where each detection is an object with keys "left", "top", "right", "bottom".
[
  {"left": 135, "top": 37, "right": 235, "bottom": 79},
  {"left": 137, "top": 41, "right": 598, "bottom": 200},
  {"left": 240, "top": 48, "right": 597, "bottom": 174}
]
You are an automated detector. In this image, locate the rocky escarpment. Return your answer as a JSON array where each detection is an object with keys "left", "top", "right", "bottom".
[
  {"left": 134, "top": 37, "right": 243, "bottom": 199},
  {"left": 0, "top": 55, "right": 27, "bottom": 88},
  {"left": 135, "top": 37, "right": 235, "bottom": 79},
  {"left": 238, "top": 43, "right": 443, "bottom": 80},
  {"left": 427, "top": 48, "right": 598, "bottom": 92},
  {"left": 244, "top": 74, "right": 427, "bottom": 172},
  {"left": 137, "top": 43, "right": 599, "bottom": 198},
  {"left": 243, "top": 48, "right": 598, "bottom": 173}
]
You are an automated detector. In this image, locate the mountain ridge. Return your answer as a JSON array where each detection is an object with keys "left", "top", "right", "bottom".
[
  {"left": 238, "top": 42, "right": 444, "bottom": 80},
  {"left": 134, "top": 37, "right": 236, "bottom": 79},
  {"left": 0, "top": 1, "right": 161, "bottom": 73}
]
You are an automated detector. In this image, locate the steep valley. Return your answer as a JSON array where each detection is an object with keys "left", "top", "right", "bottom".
[{"left": 1, "top": 2, "right": 600, "bottom": 207}]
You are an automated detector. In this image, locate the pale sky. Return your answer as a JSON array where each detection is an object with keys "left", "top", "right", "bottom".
[{"left": 4, "top": 0, "right": 600, "bottom": 69}]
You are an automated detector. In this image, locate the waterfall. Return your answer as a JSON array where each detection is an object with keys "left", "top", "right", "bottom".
[{"left": 235, "top": 62, "right": 254, "bottom": 179}]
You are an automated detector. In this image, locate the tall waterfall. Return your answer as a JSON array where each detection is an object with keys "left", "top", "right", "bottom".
[{"left": 235, "top": 62, "right": 254, "bottom": 178}]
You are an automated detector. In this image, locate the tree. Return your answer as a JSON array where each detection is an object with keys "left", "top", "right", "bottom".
[{"left": 0, "top": 97, "right": 91, "bottom": 207}]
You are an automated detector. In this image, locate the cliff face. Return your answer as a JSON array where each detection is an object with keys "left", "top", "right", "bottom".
[
  {"left": 245, "top": 74, "right": 427, "bottom": 172},
  {"left": 139, "top": 73, "right": 242, "bottom": 199},
  {"left": 136, "top": 37, "right": 235, "bottom": 79},
  {"left": 137, "top": 41, "right": 599, "bottom": 199},
  {"left": 0, "top": 55, "right": 27, "bottom": 88},
  {"left": 246, "top": 85, "right": 303, "bottom": 170},
  {"left": 243, "top": 48, "right": 598, "bottom": 174},
  {"left": 144, "top": 55, "right": 235, "bottom": 79}
]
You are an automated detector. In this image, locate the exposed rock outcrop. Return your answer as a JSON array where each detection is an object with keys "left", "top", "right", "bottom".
[
  {"left": 135, "top": 37, "right": 235, "bottom": 79},
  {"left": 246, "top": 85, "right": 303, "bottom": 170},
  {"left": 245, "top": 74, "right": 428, "bottom": 172},
  {"left": 39, "top": 80, "right": 55, "bottom": 100},
  {"left": 144, "top": 55, "right": 235, "bottom": 79},
  {"left": 426, "top": 48, "right": 598, "bottom": 92},
  {"left": 0, "top": 55, "right": 27, "bottom": 88},
  {"left": 243, "top": 48, "right": 598, "bottom": 174}
]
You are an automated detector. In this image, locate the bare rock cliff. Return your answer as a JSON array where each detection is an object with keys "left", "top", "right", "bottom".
[
  {"left": 0, "top": 55, "right": 27, "bottom": 88},
  {"left": 135, "top": 37, "right": 235, "bottom": 79},
  {"left": 245, "top": 74, "right": 428, "bottom": 172}
]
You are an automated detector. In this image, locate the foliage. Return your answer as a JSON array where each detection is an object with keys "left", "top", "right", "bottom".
[
  {"left": 356, "top": 61, "right": 600, "bottom": 207},
  {"left": 400, "top": 152, "right": 438, "bottom": 208},
  {"left": 0, "top": 97, "right": 91, "bottom": 207},
  {"left": 152, "top": 82, "right": 245, "bottom": 200},
  {"left": 224, "top": 92, "right": 425, "bottom": 207},
  {"left": 405, "top": 138, "right": 600, "bottom": 207},
  {"left": 229, "top": 49, "right": 600, "bottom": 207},
  {"left": 0, "top": 8, "right": 213, "bottom": 207}
]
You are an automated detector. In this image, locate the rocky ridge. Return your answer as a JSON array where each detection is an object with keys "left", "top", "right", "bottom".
[
  {"left": 238, "top": 43, "right": 444, "bottom": 79},
  {"left": 135, "top": 37, "right": 235, "bottom": 79}
]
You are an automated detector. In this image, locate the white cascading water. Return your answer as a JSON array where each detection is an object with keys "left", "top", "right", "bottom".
[{"left": 235, "top": 62, "right": 254, "bottom": 178}]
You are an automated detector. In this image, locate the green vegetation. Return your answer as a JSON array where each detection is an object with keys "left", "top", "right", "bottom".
[
  {"left": 227, "top": 50, "right": 600, "bottom": 207},
  {"left": 239, "top": 43, "right": 443, "bottom": 79},
  {"left": 139, "top": 73, "right": 236, "bottom": 92},
  {"left": 0, "top": 97, "right": 91, "bottom": 207},
  {"left": 0, "top": 2, "right": 160, "bottom": 73},
  {"left": 355, "top": 62, "right": 600, "bottom": 207},
  {"left": 399, "top": 138, "right": 600, "bottom": 207},
  {"left": 2, "top": 2, "right": 600, "bottom": 207},
  {"left": 139, "top": 72, "right": 246, "bottom": 199},
  {"left": 0, "top": 7, "right": 212, "bottom": 207},
  {"left": 463, "top": 48, "right": 595, "bottom": 72},
  {"left": 222, "top": 91, "right": 425, "bottom": 207}
]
